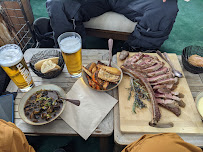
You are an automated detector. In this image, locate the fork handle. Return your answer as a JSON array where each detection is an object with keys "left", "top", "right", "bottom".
[
  {"left": 108, "top": 39, "right": 113, "bottom": 67},
  {"left": 61, "top": 98, "right": 80, "bottom": 106}
]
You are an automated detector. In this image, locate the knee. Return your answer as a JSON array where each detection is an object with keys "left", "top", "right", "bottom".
[{"left": 46, "top": 0, "right": 65, "bottom": 14}]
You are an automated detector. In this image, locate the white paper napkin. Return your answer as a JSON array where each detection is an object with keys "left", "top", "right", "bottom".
[{"left": 60, "top": 78, "right": 118, "bottom": 140}]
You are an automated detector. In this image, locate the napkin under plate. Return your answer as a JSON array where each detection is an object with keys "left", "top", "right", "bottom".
[{"left": 60, "top": 78, "right": 118, "bottom": 140}]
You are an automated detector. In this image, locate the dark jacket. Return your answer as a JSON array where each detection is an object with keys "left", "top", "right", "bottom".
[{"left": 46, "top": 0, "right": 178, "bottom": 49}]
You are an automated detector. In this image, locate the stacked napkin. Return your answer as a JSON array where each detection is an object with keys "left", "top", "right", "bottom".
[{"left": 60, "top": 78, "right": 118, "bottom": 140}]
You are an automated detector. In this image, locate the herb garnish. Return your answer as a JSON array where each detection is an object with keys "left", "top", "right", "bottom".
[{"left": 128, "top": 78, "right": 149, "bottom": 113}]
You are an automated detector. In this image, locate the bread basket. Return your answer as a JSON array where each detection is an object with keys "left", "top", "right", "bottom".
[
  {"left": 30, "top": 50, "right": 64, "bottom": 79},
  {"left": 182, "top": 45, "right": 203, "bottom": 74}
]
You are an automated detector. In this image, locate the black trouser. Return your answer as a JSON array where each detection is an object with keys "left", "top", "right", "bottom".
[{"left": 46, "top": 0, "right": 178, "bottom": 50}]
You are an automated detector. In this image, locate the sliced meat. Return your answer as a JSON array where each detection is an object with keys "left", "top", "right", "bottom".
[
  {"left": 153, "top": 84, "right": 175, "bottom": 90},
  {"left": 155, "top": 93, "right": 185, "bottom": 107},
  {"left": 123, "top": 52, "right": 144, "bottom": 67},
  {"left": 143, "top": 62, "right": 164, "bottom": 73},
  {"left": 121, "top": 66, "right": 161, "bottom": 124},
  {"left": 156, "top": 98, "right": 181, "bottom": 116},
  {"left": 155, "top": 93, "right": 180, "bottom": 101},
  {"left": 151, "top": 56, "right": 160, "bottom": 62},
  {"left": 147, "top": 67, "right": 168, "bottom": 77},
  {"left": 147, "top": 73, "right": 174, "bottom": 83},
  {"left": 138, "top": 59, "right": 159, "bottom": 69},
  {"left": 157, "top": 88, "right": 171, "bottom": 94},
  {"left": 157, "top": 88, "right": 180, "bottom": 96},
  {"left": 150, "top": 77, "right": 178, "bottom": 86}
]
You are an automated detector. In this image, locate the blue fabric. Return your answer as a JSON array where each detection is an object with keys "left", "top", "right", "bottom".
[
  {"left": 46, "top": 0, "right": 178, "bottom": 49},
  {"left": 0, "top": 94, "right": 14, "bottom": 122}
]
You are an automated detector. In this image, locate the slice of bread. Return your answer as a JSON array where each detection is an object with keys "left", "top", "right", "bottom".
[
  {"left": 34, "top": 57, "right": 59, "bottom": 71},
  {"left": 41, "top": 60, "right": 61, "bottom": 74},
  {"left": 98, "top": 69, "right": 120, "bottom": 82},
  {"left": 96, "top": 64, "right": 121, "bottom": 75},
  {"left": 188, "top": 54, "right": 203, "bottom": 67}
]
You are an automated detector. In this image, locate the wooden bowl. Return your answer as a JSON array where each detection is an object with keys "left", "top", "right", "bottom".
[
  {"left": 82, "top": 61, "right": 123, "bottom": 91},
  {"left": 195, "top": 91, "right": 203, "bottom": 120},
  {"left": 18, "top": 84, "right": 66, "bottom": 125}
]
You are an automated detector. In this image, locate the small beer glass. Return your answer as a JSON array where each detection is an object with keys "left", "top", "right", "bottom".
[
  {"left": 0, "top": 44, "right": 34, "bottom": 92},
  {"left": 58, "top": 32, "right": 82, "bottom": 78}
]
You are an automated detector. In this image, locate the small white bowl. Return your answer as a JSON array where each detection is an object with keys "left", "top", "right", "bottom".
[
  {"left": 18, "top": 84, "right": 66, "bottom": 125},
  {"left": 195, "top": 91, "right": 203, "bottom": 120}
]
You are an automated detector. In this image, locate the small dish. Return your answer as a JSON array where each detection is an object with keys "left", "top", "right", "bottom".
[
  {"left": 18, "top": 84, "right": 66, "bottom": 125},
  {"left": 182, "top": 45, "right": 203, "bottom": 74},
  {"left": 82, "top": 61, "right": 123, "bottom": 91},
  {"left": 195, "top": 91, "right": 203, "bottom": 120}
]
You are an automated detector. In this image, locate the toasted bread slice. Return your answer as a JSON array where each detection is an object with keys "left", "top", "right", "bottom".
[
  {"left": 98, "top": 69, "right": 120, "bottom": 82},
  {"left": 82, "top": 66, "right": 92, "bottom": 77},
  {"left": 88, "top": 62, "right": 96, "bottom": 72},
  {"left": 41, "top": 60, "right": 61, "bottom": 74},
  {"left": 34, "top": 57, "right": 59, "bottom": 71},
  {"left": 97, "top": 64, "right": 121, "bottom": 75}
]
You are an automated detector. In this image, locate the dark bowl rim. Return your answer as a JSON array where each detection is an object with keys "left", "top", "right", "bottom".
[{"left": 182, "top": 45, "right": 203, "bottom": 74}]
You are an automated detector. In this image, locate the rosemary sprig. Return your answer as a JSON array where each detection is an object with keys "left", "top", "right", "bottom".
[{"left": 128, "top": 78, "right": 148, "bottom": 113}]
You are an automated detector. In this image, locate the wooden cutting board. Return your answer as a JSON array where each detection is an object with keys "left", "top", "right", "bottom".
[{"left": 117, "top": 52, "right": 203, "bottom": 134}]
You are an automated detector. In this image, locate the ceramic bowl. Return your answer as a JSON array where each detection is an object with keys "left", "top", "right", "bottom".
[
  {"left": 18, "top": 84, "right": 66, "bottom": 125},
  {"left": 82, "top": 61, "right": 123, "bottom": 91},
  {"left": 195, "top": 91, "right": 203, "bottom": 120}
]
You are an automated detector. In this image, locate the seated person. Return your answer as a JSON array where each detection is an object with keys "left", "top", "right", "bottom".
[
  {"left": 122, "top": 133, "right": 202, "bottom": 152},
  {"left": 0, "top": 119, "right": 202, "bottom": 152},
  {"left": 0, "top": 119, "right": 74, "bottom": 152},
  {"left": 46, "top": 0, "right": 178, "bottom": 50}
]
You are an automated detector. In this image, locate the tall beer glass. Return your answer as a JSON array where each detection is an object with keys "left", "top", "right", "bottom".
[
  {"left": 58, "top": 32, "right": 82, "bottom": 78},
  {"left": 0, "top": 44, "right": 34, "bottom": 92}
]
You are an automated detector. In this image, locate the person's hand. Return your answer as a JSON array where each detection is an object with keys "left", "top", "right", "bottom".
[{"left": 163, "top": 0, "right": 166, "bottom": 2}]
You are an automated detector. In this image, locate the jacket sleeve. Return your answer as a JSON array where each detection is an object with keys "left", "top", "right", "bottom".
[{"left": 0, "top": 119, "right": 35, "bottom": 152}]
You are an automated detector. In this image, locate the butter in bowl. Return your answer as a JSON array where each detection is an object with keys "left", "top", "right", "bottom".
[{"left": 195, "top": 92, "right": 203, "bottom": 120}]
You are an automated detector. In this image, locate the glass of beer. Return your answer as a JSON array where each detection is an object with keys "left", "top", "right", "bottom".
[
  {"left": 58, "top": 32, "right": 82, "bottom": 78},
  {"left": 0, "top": 44, "right": 34, "bottom": 92}
]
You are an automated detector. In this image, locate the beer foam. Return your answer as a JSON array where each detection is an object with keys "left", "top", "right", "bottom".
[
  {"left": 59, "top": 36, "right": 81, "bottom": 54},
  {"left": 0, "top": 48, "right": 23, "bottom": 67}
]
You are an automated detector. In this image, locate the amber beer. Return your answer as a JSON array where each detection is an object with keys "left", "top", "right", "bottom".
[
  {"left": 0, "top": 44, "right": 34, "bottom": 92},
  {"left": 58, "top": 32, "right": 82, "bottom": 77}
]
